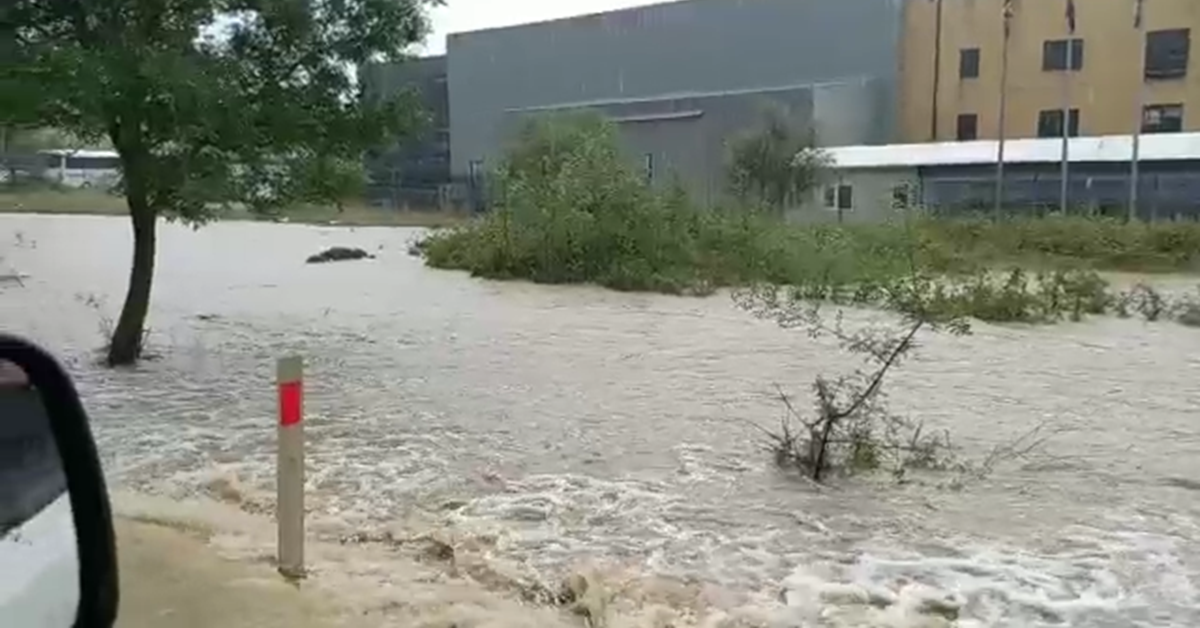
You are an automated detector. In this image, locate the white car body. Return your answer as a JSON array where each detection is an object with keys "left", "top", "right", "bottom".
[{"left": 0, "top": 492, "right": 80, "bottom": 627}]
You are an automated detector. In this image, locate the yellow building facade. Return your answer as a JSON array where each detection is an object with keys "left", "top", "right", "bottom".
[{"left": 899, "top": 0, "right": 1200, "bottom": 143}]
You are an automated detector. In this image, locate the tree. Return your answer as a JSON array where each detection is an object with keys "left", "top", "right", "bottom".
[
  {"left": 2, "top": 0, "right": 437, "bottom": 365},
  {"left": 726, "top": 104, "right": 829, "bottom": 213}
]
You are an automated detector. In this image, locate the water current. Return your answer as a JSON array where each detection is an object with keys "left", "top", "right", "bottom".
[{"left": 1, "top": 214, "right": 1197, "bottom": 627}]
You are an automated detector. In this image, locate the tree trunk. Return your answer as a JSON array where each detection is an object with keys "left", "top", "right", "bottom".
[{"left": 106, "top": 194, "right": 156, "bottom": 366}]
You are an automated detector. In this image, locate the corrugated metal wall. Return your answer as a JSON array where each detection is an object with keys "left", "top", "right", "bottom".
[
  {"left": 448, "top": 0, "right": 908, "bottom": 190},
  {"left": 501, "top": 79, "right": 886, "bottom": 205}
]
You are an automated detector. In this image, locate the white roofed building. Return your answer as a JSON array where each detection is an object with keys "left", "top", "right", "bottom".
[{"left": 790, "top": 132, "right": 1200, "bottom": 224}]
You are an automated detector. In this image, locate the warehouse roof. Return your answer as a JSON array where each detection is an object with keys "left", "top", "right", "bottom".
[{"left": 826, "top": 132, "right": 1200, "bottom": 169}]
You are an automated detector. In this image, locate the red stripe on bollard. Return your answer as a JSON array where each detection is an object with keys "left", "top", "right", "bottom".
[{"left": 279, "top": 381, "right": 302, "bottom": 427}]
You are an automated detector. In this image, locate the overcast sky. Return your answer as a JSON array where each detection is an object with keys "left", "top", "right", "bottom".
[{"left": 420, "top": 0, "right": 661, "bottom": 55}]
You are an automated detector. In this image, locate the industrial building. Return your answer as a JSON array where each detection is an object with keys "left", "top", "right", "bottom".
[
  {"left": 445, "top": 0, "right": 908, "bottom": 205},
  {"left": 803, "top": 131, "right": 1200, "bottom": 222},
  {"left": 358, "top": 55, "right": 450, "bottom": 209},
  {"left": 900, "top": 0, "right": 1200, "bottom": 143},
  {"left": 360, "top": 0, "right": 1200, "bottom": 219}
]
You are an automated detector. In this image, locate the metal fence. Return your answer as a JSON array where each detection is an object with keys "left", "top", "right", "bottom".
[
  {"left": 920, "top": 165, "right": 1200, "bottom": 222},
  {"left": 0, "top": 152, "right": 50, "bottom": 189},
  {"left": 363, "top": 175, "right": 489, "bottom": 214}
]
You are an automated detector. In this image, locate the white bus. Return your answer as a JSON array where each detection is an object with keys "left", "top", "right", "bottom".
[{"left": 38, "top": 149, "right": 122, "bottom": 189}]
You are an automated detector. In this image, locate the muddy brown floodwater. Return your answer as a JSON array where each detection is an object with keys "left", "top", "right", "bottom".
[{"left": 1, "top": 214, "right": 1197, "bottom": 627}]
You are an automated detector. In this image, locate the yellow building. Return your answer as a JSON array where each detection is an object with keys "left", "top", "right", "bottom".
[{"left": 899, "top": 0, "right": 1200, "bottom": 143}]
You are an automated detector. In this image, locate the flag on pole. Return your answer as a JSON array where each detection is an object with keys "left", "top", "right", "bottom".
[
  {"left": 1134, "top": 0, "right": 1144, "bottom": 29},
  {"left": 1066, "top": 0, "right": 1077, "bottom": 34},
  {"left": 1003, "top": 0, "right": 1015, "bottom": 35}
]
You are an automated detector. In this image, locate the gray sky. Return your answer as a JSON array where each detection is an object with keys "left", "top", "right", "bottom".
[{"left": 419, "top": 0, "right": 660, "bottom": 55}]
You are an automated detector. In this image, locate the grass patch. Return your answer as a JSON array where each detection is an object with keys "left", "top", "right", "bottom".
[{"left": 0, "top": 188, "right": 470, "bottom": 228}]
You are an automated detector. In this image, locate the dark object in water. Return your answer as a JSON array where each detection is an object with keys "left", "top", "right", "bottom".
[{"left": 305, "top": 247, "right": 375, "bottom": 264}]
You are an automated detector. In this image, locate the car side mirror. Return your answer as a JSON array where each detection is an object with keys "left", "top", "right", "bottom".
[{"left": 0, "top": 335, "right": 119, "bottom": 628}]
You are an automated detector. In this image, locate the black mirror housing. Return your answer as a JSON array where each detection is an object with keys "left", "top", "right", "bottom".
[{"left": 0, "top": 335, "right": 119, "bottom": 628}]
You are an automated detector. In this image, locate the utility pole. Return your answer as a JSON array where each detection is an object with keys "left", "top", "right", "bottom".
[
  {"left": 1129, "top": 0, "right": 1146, "bottom": 222},
  {"left": 995, "top": 0, "right": 1014, "bottom": 218},
  {"left": 1060, "top": 0, "right": 1077, "bottom": 215}
]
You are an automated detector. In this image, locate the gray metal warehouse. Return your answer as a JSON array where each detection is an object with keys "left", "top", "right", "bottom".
[{"left": 443, "top": 0, "right": 909, "bottom": 206}]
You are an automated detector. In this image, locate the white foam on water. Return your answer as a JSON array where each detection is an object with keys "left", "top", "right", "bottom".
[
  {"left": 772, "top": 524, "right": 1199, "bottom": 628},
  {"left": 109, "top": 463, "right": 1200, "bottom": 628}
]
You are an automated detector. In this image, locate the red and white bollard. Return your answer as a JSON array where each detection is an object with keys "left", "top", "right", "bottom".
[{"left": 276, "top": 355, "right": 305, "bottom": 579}]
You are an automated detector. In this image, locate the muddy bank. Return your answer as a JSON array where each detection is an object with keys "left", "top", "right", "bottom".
[{"left": 115, "top": 518, "right": 348, "bottom": 628}]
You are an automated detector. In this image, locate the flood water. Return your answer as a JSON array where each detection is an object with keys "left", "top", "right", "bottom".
[{"left": 1, "top": 214, "right": 1198, "bottom": 627}]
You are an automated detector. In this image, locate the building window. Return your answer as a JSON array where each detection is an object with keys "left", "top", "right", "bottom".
[
  {"left": 956, "top": 114, "right": 978, "bottom": 141},
  {"left": 837, "top": 184, "right": 853, "bottom": 210},
  {"left": 1037, "top": 109, "right": 1080, "bottom": 138},
  {"left": 1043, "top": 38, "right": 1084, "bottom": 71},
  {"left": 1145, "top": 29, "right": 1190, "bottom": 79},
  {"left": 643, "top": 153, "right": 654, "bottom": 183},
  {"left": 891, "top": 184, "right": 911, "bottom": 209},
  {"left": 1142, "top": 104, "right": 1184, "bottom": 133},
  {"left": 959, "top": 48, "right": 980, "bottom": 79},
  {"left": 823, "top": 185, "right": 837, "bottom": 208}
]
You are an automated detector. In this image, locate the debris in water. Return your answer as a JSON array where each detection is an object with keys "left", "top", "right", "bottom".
[
  {"left": 420, "top": 538, "right": 455, "bottom": 563},
  {"left": 1178, "top": 302, "right": 1200, "bottom": 327},
  {"left": 0, "top": 273, "right": 27, "bottom": 286},
  {"left": 305, "top": 246, "right": 375, "bottom": 264}
]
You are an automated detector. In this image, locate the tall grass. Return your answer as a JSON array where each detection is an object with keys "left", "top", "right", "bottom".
[{"left": 421, "top": 113, "right": 1200, "bottom": 322}]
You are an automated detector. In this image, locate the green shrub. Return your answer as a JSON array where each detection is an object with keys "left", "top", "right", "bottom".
[
  {"left": 422, "top": 113, "right": 1200, "bottom": 325},
  {"left": 422, "top": 112, "right": 786, "bottom": 295},
  {"left": 725, "top": 104, "right": 828, "bottom": 212}
]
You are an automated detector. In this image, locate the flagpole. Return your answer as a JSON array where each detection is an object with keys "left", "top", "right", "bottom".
[
  {"left": 1060, "top": 0, "right": 1075, "bottom": 215},
  {"left": 1129, "top": 0, "right": 1145, "bottom": 222},
  {"left": 995, "top": 2, "right": 1013, "bottom": 218}
]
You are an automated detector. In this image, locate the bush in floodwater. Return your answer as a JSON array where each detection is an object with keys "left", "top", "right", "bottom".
[
  {"left": 905, "top": 267, "right": 1113, "bottom": 324},
  {"left": 420, "top": 113, "right": 1200, "bottom": 322},
  {"left": 422, "top": 112, "right": 721, "bottom": 294},
  {"left": 420, "top": 112, "right": 919, "bottom": 296},
  {"left": 780, "top": 266, "right": 1119, "bottom": 326},
  {"left": 1111, "top": 282, "right": 1200, "bottom": 326},
  {"left": 736, "top": 278, "right": 1078, "bottom": 483},
  {"left": 735, "top": 283, "right": 969, "bottom": 482}
]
